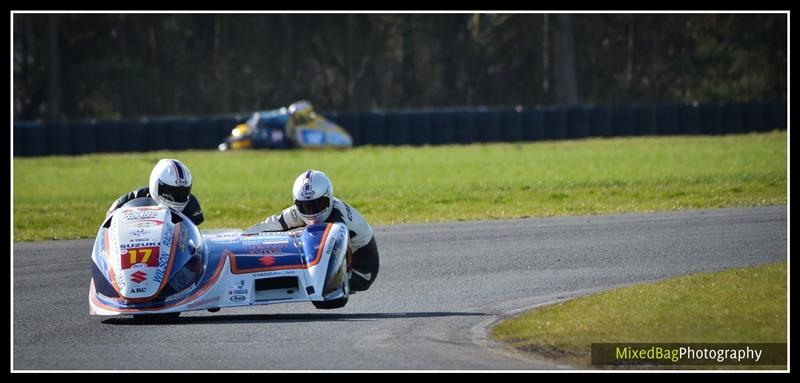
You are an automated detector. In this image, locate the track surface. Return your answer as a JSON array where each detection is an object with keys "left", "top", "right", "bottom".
[{"left": 13, "top": 206, "right": 787, "bottom": 370}]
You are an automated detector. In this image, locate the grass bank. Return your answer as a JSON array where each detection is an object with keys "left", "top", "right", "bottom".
[
  {"left": 13, "top": 131, "right": 786, "bottom": 241},
  {"left": 492, "top": 261, "right": 788, "bottom": 369}
]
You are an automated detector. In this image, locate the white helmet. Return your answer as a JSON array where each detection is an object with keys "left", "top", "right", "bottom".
[
  {"left": 292, "top": 169, "right": 333, "bottom": 224},
  {"left": 149, "top": 159, "right": 193, "bottom": 211}
]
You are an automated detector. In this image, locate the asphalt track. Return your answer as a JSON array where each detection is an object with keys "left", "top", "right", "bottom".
[{"left": 13, "top": 206, "right": 787, "bottom": 370}]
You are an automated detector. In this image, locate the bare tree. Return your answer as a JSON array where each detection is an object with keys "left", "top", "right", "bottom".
[
  {"left": 554, "top": 14, "right": 578, "bottom": 106},
  {"left": 46, "top": 15, "right": 61, "bottom": 122}
]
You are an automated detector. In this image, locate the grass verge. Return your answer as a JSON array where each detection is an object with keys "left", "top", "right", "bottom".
[
  {"left": 491, "top": 261, "right": 788, "bottom": 370},
  {"left": 13, "top": 131, "right": 786, "bottom": 241}
]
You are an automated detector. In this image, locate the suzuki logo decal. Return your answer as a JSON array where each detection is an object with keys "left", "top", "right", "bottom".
[
  {"left": 130, "top": 271, "right": 148, "bottom": 284},
  {"left": 259, "top": 256, "right": 276, "bottom": 266}
]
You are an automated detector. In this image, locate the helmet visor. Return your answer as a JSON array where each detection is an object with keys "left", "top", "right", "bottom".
[
  {"left": 157, "top": 182, "right": 191, "bottom": 204},
  {"left": 294, "top": 196, "right": 330, "bottom": 216}
]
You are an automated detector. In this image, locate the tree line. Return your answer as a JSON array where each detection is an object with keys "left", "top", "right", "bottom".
[{"left": 13, "top": 13, "right": 787, "bottom": 123}]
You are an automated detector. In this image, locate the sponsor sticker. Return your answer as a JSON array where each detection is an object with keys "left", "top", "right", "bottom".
[
  {"left": 134, "top": 220, "right": 164, "bottom": 228},
  {"left": 243, "top": 242, "right": 286, "bottom": 255},
  {"left": 178, "top": 224, "right": 189, "bottom": 253},
  {"left": 252, "top": 270, "right": 296, "bottom": 278},
  {"left": 230, "top": 295, "right": 247, "bottom": 303},
  {"left": 161, "top": 222, "right": 175, "bottom": 251},
  {"left": 114, "top": 271, "right": 127, "bottom": 290},
  {"left": 153, "top": 225, "right": 173, "bottom": 284},
  {"left": 186, "top": 296, "right": 220, "bottom": 309},
  {"left": 164, "top": 283, "right": 196, "bottom": 302},
  {"left": 228, "top": 280, "right": 249, "bottom": 296},
  {"left": 121, "top": 242, "right": 160, "bottom": 249},
  {"left": 122, "top": 210, "right": 162, "bottom": 221}
]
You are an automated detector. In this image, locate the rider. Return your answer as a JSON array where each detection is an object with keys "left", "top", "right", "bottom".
[
  {"left": 285, "top": 100, "right": 316, "bottom": 145},
  {"left": 107, "top": 158, "right": 205, "bottom": 226},
  {"left": 244, "top": 169, "right": 379, "bottom": 292},
  {"left": 287, "top": 100, "right": 316, "bottom": 127}
]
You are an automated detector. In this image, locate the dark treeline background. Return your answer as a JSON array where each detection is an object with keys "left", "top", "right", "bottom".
[{"left": 13, "top": 13, "right": 787, "bottom": 123}]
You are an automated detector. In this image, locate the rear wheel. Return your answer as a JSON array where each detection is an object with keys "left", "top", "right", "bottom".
[
  {"left": 312, "top": 297, "right": 348, "bottom": 309},
  {"left": 314, "top": 266, "right": 350, "bottom": 310}
]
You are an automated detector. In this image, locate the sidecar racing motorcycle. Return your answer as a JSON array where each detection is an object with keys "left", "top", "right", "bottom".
[{"left": 89, "top": 198, "right": 351, "bottom": 320}]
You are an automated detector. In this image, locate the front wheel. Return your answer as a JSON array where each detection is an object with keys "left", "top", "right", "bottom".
[{"left": 312, "top": 297, "right": 348, "bottom": 309}]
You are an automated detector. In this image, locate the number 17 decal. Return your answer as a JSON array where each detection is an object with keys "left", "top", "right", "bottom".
[{"left": 121, "top": 246, "right": 160, "bottom": 269}]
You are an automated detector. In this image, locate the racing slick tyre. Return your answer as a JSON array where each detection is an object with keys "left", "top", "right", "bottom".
[
  {"left": 131, "top": 312, "right": 181, "bottom": 323},
  {"left": 312, "top": 296, "right": 348, "bottom": 309}
]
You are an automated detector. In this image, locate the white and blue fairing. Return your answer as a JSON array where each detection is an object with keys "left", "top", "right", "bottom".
[{"left": 89, "top": 197, "right": 350, "bottom": 315}]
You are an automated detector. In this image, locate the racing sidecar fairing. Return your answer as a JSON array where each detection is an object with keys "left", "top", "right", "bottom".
[
  {"left": 89, "top": 198, "right": 351, "bottom": 318},
  {"left": 218, "top": 108, "right": 353, "bottom": 151}
]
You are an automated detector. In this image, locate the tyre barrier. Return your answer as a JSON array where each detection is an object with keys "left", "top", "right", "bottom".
[{"left": 14, "top": 101, "right": 787, "bottom": 156}]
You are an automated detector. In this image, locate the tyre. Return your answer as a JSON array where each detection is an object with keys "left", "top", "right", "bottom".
[{"left": 312, "top": 297, "right": 348, "bottom": 309}]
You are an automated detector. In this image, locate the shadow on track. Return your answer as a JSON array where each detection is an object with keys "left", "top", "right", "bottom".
[{"left": 102, "top": 311, "right": 489, "bottom": 325}]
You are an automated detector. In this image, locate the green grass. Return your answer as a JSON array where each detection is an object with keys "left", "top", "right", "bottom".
[
  {"left": 13, "top": 131, "right": 786, "bottom": 241},
  {"left": 492, "top": 262, "right": 788, "bottom": 369}
]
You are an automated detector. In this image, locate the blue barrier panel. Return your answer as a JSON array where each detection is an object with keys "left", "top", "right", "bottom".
[
  {"left": 564, "top": 107, "right": 588, "bottom": 139},
  {"left": 766, "top": 101, "right": 787, "bottom": 131},
  {"left": 212, "top": 117, "right": 239, "bottom": 145},
  {"left": 588, "top": 106, "right": 611, "bottom": 138},
  {"left": 430, "top": 110, "right": 456, "bottom": 144},
  {"left": 14, "top": 122, "right": 36, "bottom": 156},
  {"left": 699, "top": 103, "right": 723, "bottom": 135},
  {"left": 455, "top": 110, "right": 478, "bottom": 143},
  {"left": 335, "top": 112, "right": 362, "bottom": 146},
  {"left": 15, "top": 122, "right": 46, "bottom": 156},
  {"left": 28, "top": 123, "right": 46, "bottom": 156},
  {"left": 523, "top": 109, "right": 544, "bottom": 141},
  {"left": 655, "top": 104, "right": 678, "bottom": 136},
  {"left": 386, "top": 112, "right": 410, "bottom": 145},
  {"left": 325, "top": 111, "right": 339, "bottom": 128},
  {"left": 722, "top": 103, "right": 744, "bottom": 134},
  {"left": 742, "top": 102, "right": 765, "bottom": 133},
  {"left": 543, "top": 108, "right": 566, "bottom": 140},
  {"left": 95, "top": 121, "right": 123, "bottom": 153},
  {"left": 121, "top": 121, "right": 145, "bottom": 152},
  {"left": 362, "top": 112, "right": 387, "bottom": 145},
  {"left": 162, "top": 120, "right": 176, "bottom": 149},
  {"left": 409, "top": 112, "right": 432, "bottom": 145},
  {"left": 72, "top": 122, "right": 97, "bottom": 155},
  {"left": 144, "top": 119, "right": 170, "bottom": 151},
  {"left": 193, "top": 119, "right": 218, "bottom": 149},
  {"left": 579, "top": 106, "right": 594, "bottom": 138},
  {"left": 677, "top": 104, "right": 700, "bottom": 135},
  {"left": 633, "top": 105, "right": 657, "bottom": 136},
  {"left": 476, "top": 109, "right": 502, "bottom": 142},
  {"left": 46, "top": 122, "right": 71, "bottom": 155},
  {"left": 501, "top": 109, "right": 524, "bottom": 141},
  {"left": 166, "top": 119, "right": 194, "bottom": 150},
  {"left": 13, "top": 124, "right": 24, "bottom": 155},
  {"left": 611, "top": 106, "right": 634, "bottom": 137}
]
